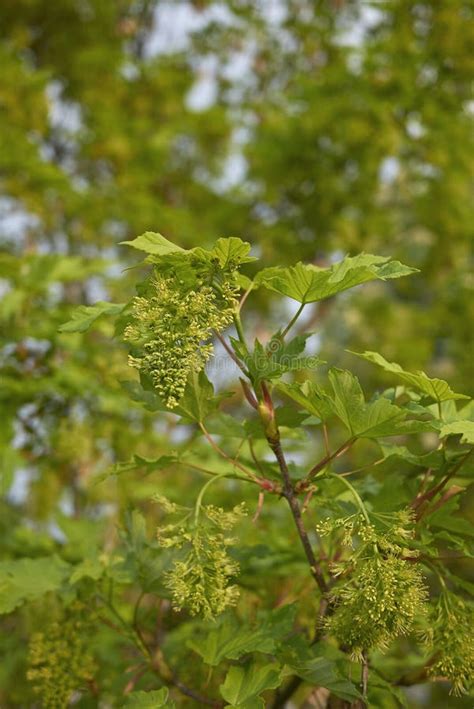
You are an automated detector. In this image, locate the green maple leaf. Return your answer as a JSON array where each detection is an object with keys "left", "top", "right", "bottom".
[
  {"left": 59, "top": 301, "right": 125, "bottom": 333},
  {"left": 328, "top": 368, "right": 436, "bottom": 439},
  {"left": 349, "top": 351, "right": 469, "bottom": 402},
  {"left": 121, "top": 231, "right": 185, "bottom": 255},
  {"left": 220, "top": 662, "right": 282, "bottom": 707},
  {"left": 255, "top": 254, "right": 417, "bottom": 304}
]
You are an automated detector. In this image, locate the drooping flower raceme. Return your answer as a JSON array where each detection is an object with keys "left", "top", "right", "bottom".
[
  {"left": 425, "top": 593, "right": 474, "bottom": 696},
  {"left": 156, "top": 498, "right": 247, "bottom": 620},
  {"left": 27, "top": 602, "right": 96, "bottom": 708},
  {"left": 318, "top": 511, "right": 428, "bottom": 660},
  {"left": 124, "top": 273, "right": 236, "bottom": 407},
  {"left": 328, "top": 554, "right": 427, "bottom": 661}
]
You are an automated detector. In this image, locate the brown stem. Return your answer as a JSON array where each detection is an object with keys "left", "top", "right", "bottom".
[
  {"left": 309, "top": 439, "right": 355, "bottom": 478},
  {"left": 269, "top": 435, "right": 328, "bottom": 595},
  {"left": 171, "top": 677, "right": 223, "bottom": 707},
  {"left": 199, "top": 423, "right": 281, "bottom": 493},
  {"left": 296, "top": 438, "right": 356, "bottom": 493},
  {"left": 238, "top": 283, "right": 254, "bottom": 311},
  {"left": 199, "top": 423, "right": 257, "bottom": 480},
  {"left": 412, "top": 448, "right": 473, "bottom": 519},
  {"left": 425, "top": 484, "right": 464, "bottom": 516},
  {"left": 101, "top": 589, "right": 221, "bottom": 707},
  {"left": 149, "top": 642, "right": 222, "bottom": 706},
  {"left": 124, "top": 665, "right": 148, "bottom": 694},
  {"left": 418, "top": 467, "right": 433, "bottom": 496}
]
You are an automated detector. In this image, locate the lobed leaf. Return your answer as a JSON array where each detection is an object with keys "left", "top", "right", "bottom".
[
  {"left": 59, "top": 301, "right": 125, "bottom": 333},
  {"left": 349, "top": 350, "right": 469, "bottom": 402},
  {"left": 440, "top": 421, "right": 474, "bottom": 445},
  {"left": 94, "top": 453, "right": 178, "bottom": 484},
  {"left": 378, "top": 442, "right": 445, "bottom": 468},
  {"left": 286, "top": 656, "right": 362, "bottom": 702},
  {"left": 188, "top": 604, "right": 296, "bottom": 666},
  {"left": 276, "top": 380, "right": 333, "bottom": 421},
  {"left": 175, "top": 370, "right": 231, "bottom": 423},
  {"left": 120, "top": 231, "right": 185, "bottom": 256},
  {"left": 122, "top": 688, "right": 174, "bottom": 708},
  {"left": 209, "top": 237, "right": 257, "bottom": 268},
  {"left": 255, "top": 254, "right": 417, "bottom": 304},
  {"left": 0, "top": 556, "right": 71, "bottom": 614},
  {"left": 328, "top": 368, "right": 436, "bottom": 438},
  {"left": 233, "top": 334, "right": 324, "bottom": 385},
  {"left": 220, "top": 662, "right": 282, "bottom": 707},
  {"left": 70, "top": 555, "right": 105, "bottom": 584}
]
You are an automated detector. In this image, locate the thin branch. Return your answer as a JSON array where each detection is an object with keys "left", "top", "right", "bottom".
[
  {"left": 199, "top": 423, "right": 281, "bottom": 493},
  {"left": 171, "top": 676, "right": 223, "bottom": 707},
  {"left": 180, "top": 459, "right": 248, "bottom": 481},
  {"left": 124, "top": 665, "right": 148, "bottom": 694},
  {"left": 132, "top": 591, "right": 150, "bottom": 655},
  {"left": 296, "top": 438, "right": 356, "bottom": 492},
  {"left": 309, "top": 438, "right": 356, "bottom": 478},
  {"left": 339, "top": 457, "right": 385, "bottom": 477},
  {"left": 302, "top": 487, "right": 315, "bottom": 513},
  {"left": 240, "top": 378, "right": 259, "bottom": 409},
  {"left": 100, "top": 591, "right": 222, "bottom": 706},
  {"left": 246, "top": 379, "right": 329, "bottom": 592},
  {"left": 269, "top": 434, "right": 328, "bottom": 595},
  {"left": 98, "top": 593, "right": 147, "bottom": 655},
  {"left": 214, "top": 330, "right": 249, "bottom": 376},
  {"left": 248, "top": 437, "right": 265, "bottom": 474},
  {"left": 199, "top": 423, "right": 257, "bottom": 480},
  {"left": 97, "top": 614, "right": 132, "bottom": 642},
  {"left": 412, "top": 448, "right": 473, "bottom": 519}
]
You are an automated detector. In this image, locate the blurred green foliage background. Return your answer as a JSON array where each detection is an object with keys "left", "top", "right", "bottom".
[{"left": 0, "top": 1, "right": 472, "bottom": 706}]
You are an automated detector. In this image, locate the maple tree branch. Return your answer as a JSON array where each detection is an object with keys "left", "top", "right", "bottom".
[
  {"left": 256, "top": 382, "right": 329, "bottom": 595},
  {"left": 199, "top": 423, "right": 281, "bottom": 494},
  {"left": 412, "top": 448, "right": 473, "bottom": 520},
  {"left": 296, "top": 438, "right": 356, "bottom": 493}
]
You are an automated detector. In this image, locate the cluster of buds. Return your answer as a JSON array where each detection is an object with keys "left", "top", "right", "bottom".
[
  {"left": 27, "top": 602, "right": 96, "bottom": 708},
  {"left": 124, "top": 273, "right": 236, "bottom": 407}
]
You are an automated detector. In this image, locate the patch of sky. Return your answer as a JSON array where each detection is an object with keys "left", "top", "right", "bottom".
[{"left": 145, "top": 1, "right": 238, "bottom": 58}]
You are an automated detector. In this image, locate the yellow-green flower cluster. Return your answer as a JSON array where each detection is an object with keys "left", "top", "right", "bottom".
[
  {"left": 124, "top": 274, "right": 236, "bottom": 408},
  {"left": 328, "top": 555, "right": 427, "bottom": 660},
  {"left": 319, "top": 511, "right": 427, "bottom": 659},
  {"left": 426, "top": 593, "right": 474, "bottom": 696},
  {"left": 27, "top": 603, "right": 96, "bottom": 708},
  {"left": 157, "top": 500, "right": 246, "bottom": 619},
  {"left": 317, "top": 509, "right": 415, "bottom": 549}
]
